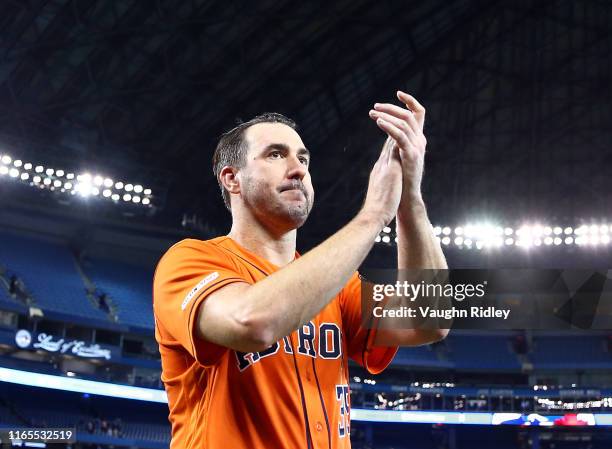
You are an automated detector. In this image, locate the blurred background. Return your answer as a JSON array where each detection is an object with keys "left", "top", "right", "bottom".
[{"left": 0, "top": 0, "right": 611, "bottom": 448}]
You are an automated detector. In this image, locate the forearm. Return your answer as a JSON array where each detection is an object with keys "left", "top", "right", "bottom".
[
  {"left": 239, "top": 211, "right": 383, "bottom": 346},
  {"left": 396, "top": 199, "right": 447, "bottom": 270},
  {"left": 374, "top": 200, "right": 449, "bottom": 346},
  {"left": 368, "top": 91, "right": 450, "bottom": 346}
]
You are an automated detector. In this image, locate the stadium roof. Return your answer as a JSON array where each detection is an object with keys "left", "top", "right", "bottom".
[{"left": 1, "top": 0, "right": 610, "bottom": 245}]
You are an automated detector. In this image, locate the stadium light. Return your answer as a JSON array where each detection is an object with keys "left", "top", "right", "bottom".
[
  {"left": 0, "top": 152, "right": 154, "bottom": 207},
  {"left": 377, "top": 220, "right": 612, "bottom": 250}
]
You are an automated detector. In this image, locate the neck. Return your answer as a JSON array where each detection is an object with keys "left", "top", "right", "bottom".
[{"left": 228, "top": 210, "right": 297, "bottom": 267}]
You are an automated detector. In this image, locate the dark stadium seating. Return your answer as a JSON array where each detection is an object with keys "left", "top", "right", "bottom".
[
  {"left": 0, "top": 282, "right": 24, "bottom": 311},
  {"left": 530, "top": 335, "right": 612, "bottom": 369},
  {"left": 82, "top": 258, "right": 154, "bottom": 330},
  {"left": 0, "top": 383, "right": 170, "bottom": 446},
  {"left": 2, "top": 232, "right": 612, "bottom": 449},
  {"left": 393, "top": 344, "right": 453, "bottom": 368},
  {"left": 0, "top": 403, "right": 21, "bottom": 427},
  {"left": 0, "top": 233, "right": 110, "bottom": 322},
  {"left": 0, "top": 231, "right": 157, "bottom": 330},
  {"left": 445, "top": 334, "right": 522, "bottom": 370},
  {"left": 392, "top": 333, "right": 610, "bottom": 371}
]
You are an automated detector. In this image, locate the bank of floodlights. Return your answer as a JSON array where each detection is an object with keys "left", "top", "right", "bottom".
[
  {"left": 0, "top": 153, "right": 153, "bottom": 207},
  {"left": 377, "top": 222, "right": 611, "bottom": 250}
]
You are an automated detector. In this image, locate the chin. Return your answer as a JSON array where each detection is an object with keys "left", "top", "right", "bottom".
[
  {"left": 286, "top": 212, "right": 309, "bottom": 228},
  {"left": 282, "top": 205, "right": 311, "bottom": 229}
]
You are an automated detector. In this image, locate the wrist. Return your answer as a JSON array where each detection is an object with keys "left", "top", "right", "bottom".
[
  {"left": 397, "top": 197, "right": 427, "bottom": 222},
  {"left": 355, "top": 209, "right": 387, "bottom": 232}
]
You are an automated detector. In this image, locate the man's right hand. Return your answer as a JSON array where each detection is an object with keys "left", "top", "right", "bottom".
[{"left": 361, "top": 131, "right": 403, "bottom": 227}]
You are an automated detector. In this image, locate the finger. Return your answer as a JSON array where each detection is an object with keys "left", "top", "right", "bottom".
[
  {"left": 397, "top": 91, "right": 425, "bottom": 113},
  {"left": 382, "top": 135, "right": 394, "bottom": 166},
  {"left": 383, "top": 138, "right": 401, "bottom": 167},
  {"left": 374, "top": 133, "right": 392, "bottom": 167},
  {"left": 373, "top": 102, "right": 412, "bottom": 121},
  {"left": 370, "top": 110, "right": 420, "bottom": 148},
  {"left": 373, "top": 103, "right": 422, "bottom": 137},
  {"left": 384, "top": 136, "right": 397, "bottom": 155},
  {"left": 397, "top": 91, "right": 425, "bottom": 130},
  {"left": 376, "top": 118, "right": 411, "bottom": 151},
  {"left": 391, "top": 141, "right": 402, "bottom": 163}
]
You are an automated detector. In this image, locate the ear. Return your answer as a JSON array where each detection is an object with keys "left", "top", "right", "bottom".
[{"left": 219, "top": 166, "right": 240, "bottom": 194}]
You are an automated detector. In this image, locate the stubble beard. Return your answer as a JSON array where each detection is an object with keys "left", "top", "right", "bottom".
[{"left": 242, "top": 177, "right": 313, "bottom": 230}]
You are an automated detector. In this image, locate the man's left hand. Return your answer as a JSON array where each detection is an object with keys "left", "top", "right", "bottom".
[{"left": 368, "top": 90, "right": 427, "bottom": 216}]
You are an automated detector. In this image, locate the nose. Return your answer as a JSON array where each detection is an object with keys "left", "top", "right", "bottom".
[{"left": 286, "top": 154, "right": 307, "bottom": 180}]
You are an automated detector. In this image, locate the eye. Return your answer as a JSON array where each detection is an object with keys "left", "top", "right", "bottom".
[
  {"left": 269, "top": 150, "right": 282, "bottom": 159},
  {"left": 299, "top": 156, "right": 309, "bottom": 165}
]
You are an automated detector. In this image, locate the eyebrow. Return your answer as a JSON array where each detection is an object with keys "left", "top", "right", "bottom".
[{"left": 262, "top": 143, "right": 310, "bottom": 158}]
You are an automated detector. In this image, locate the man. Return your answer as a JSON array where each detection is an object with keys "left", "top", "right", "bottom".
[{"left": 153, "top": 90, "right": 448, "bottom": 449}]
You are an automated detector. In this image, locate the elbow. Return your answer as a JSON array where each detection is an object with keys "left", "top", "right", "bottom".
[
  {"left": 411, "top": 328, "right": 449, "bottom": 346},
  {"left": 429, "top": 328, "right": 450, "bottom": 343},
  {"left": 243, "top": 327, "right": 277, "bottom": 353},
  {"left": 233, "top": 313, "right": 278, "bottom": 353}
]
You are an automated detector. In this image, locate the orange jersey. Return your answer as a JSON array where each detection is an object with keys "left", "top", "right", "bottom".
[{"left": 153, "top": 236, "right": 397, "bottom": 449}]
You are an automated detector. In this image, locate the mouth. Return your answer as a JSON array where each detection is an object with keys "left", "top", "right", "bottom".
[
  {"left": 279, "top": 183, "right": 305, "bottom": 193},
  {"left": 279, "top": 186, "right": 307, "bottom": 203},
  {"left": 281, "top": 188, "right": 305, "bottom": 196}
]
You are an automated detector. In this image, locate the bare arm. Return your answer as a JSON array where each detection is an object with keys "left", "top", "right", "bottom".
[
  {"left": 381, "top": 202, "right": 449, "bottom": 346},
  {"left": 369, "top": 92, "right": 449, "bottom": 346},
  {"left": 197, "top": 140, "right": 404, "bottom": 353}
]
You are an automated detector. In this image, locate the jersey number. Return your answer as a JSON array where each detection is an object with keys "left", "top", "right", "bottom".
[{"left": 336, "top": 384, "right": 350, "bottom": 438}]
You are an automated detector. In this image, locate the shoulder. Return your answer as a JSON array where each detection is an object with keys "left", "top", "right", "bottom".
[
  {"left": 159, "top": 237, "right": 227, "bottom": 260},
  {"left": 154, "top": 237, "right": 239, "bottom": 277}
]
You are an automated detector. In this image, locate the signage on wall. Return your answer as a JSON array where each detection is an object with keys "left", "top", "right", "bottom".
[{"left": 15, "top": 329, "right": 112, "bottom": 360}]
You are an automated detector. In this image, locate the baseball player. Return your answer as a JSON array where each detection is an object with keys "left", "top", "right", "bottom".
[{"left": 153, "top": 90, "right": 448, "bottom": 448}]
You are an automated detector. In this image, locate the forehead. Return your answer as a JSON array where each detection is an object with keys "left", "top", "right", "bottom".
[{"left": 244, "top": 122, "right": 305, "bottom": 154}]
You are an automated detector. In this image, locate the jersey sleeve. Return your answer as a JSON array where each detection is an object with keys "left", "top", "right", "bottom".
[
  {"left": 153, "top": 239, "right": 249, "bottom": 366},
  {"left": 340, "top": 272, "right": 398, "bottom": 374}
]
